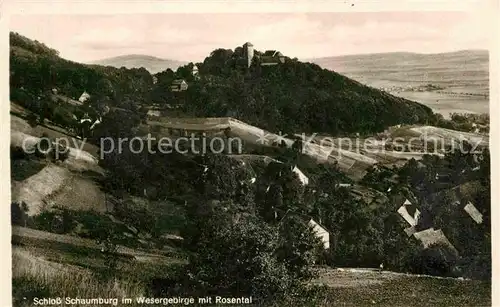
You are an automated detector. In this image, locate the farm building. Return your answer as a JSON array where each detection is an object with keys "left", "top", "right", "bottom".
[{"left": 171, "top": 79, "right": 188, "bottom": 92}]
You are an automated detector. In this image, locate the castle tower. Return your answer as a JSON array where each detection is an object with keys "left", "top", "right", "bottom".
[{"left": 243, "top": 42, "right": 254, "bottom": 68}]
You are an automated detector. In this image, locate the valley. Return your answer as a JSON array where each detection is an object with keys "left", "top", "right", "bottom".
[{"left": 309, "top": 50, "right": 489, "bottom": 118}]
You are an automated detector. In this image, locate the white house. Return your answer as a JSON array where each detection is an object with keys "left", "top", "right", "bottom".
[
  {"left": 171, "top": 79, "right": 188, "bottom": 92},
  {"left": 292, "top": 166, "right": 309, "bottom": 185},
  {"left": 308, "top": 219, "right": 330, "bottom": 250},
  {"left": 404, "top": 226, "right": 417, "bottom": 237},
  {"left": 147, "top": 109, "right": 161, "bottom": 117},
  {"left": 78, "top": 91, "right": 91, "bottom": 103}
]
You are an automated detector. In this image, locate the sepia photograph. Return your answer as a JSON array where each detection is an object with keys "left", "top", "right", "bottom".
[{"left": 3, "top": 1, "right": 496, "bottom": 306}]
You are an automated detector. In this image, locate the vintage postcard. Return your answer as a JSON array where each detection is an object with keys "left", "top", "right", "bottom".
[{"left": 1, "top": 0, "right": 498, "bottom": 306}]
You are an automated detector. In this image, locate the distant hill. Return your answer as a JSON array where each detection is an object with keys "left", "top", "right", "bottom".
[
  {"left": 307, "top": 50, "right": 489, "bottom": 117},
  {"left": 10, "top": 32, "right": 154, "bottom": 109},
  {"left": 308, "top": 50, "right": 488, "bottom": 76},
  {"left": 90, "top": 54, "right": 187, "bottom": 74},
  {"left": 307, "top": 50, "right": 488, "bottom": 88}
]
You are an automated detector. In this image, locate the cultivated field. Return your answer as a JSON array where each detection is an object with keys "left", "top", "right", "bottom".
[
  {"left": 10, "top": 102, "right": 490, "bottom": 307},
  {"left": 145, "top": 117, "right": 488, "bottom": 181}
]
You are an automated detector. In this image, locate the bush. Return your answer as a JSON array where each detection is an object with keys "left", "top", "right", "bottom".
[
  {"left": 11, "top": 202, "right": 29, "bottom": 226},
  {"left": 414, "top": 243, "right": 456, "bottom": 276},
  {"left": 35, "top": 137, "right": 52, "bottom": 158},
  {"left": 32, "top": 208, "right": 75, "bottom": 234},
  {"left": 184, "top": 212, "right": 292, "bottom": 302},
  {"left": 175, "top": 201, "right": 321, "bottom": 305},
  {"left": 11, "top": 146, "right": 29, "bottom": 160},
  {"left": 27, "top": 113, "right": 39, "bottom": 127}
]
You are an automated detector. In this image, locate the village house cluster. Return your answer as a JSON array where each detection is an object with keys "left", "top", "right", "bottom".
[{"left": 397, "top": 194, "right": 483, "bottom": 260}]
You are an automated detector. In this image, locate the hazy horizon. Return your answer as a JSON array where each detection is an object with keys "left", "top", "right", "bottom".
[{"left": 9, "top": 11, "right": 489, "bottom": 63}]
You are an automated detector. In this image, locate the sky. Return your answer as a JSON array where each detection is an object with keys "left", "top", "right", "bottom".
[{"left": 8, "top": 10, "right": 490, "bottom": 63}]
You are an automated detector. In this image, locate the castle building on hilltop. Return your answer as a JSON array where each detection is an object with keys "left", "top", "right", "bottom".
[
  {"left": 243, "top": 42, "right": 254, "bottom": 68},
  {"left": 242, "top": 42, "right": 285, "bottom": 67}
]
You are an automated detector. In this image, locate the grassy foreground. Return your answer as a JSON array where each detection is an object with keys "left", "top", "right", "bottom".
[
  {"left": 12, "top": 243, "right": 490, "bottom": 307},
  {"left": 316, "top": 276, "right": 490, "bottom": 307}
]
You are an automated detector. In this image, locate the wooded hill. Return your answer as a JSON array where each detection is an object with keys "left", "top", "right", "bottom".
[
  {"left": 152, "top": 47, "right": 435, "bottom": 136},
  {"left": 10, "top": 32, "right": 435, "bottom": 138},
  {"left": 10, "top": 32, "right": 154, "bottom": 110}
]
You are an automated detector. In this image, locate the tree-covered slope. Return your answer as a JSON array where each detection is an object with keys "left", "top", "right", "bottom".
[
  {"left": 10, "top": 32, "right": 154, "bottom": 109},
  {"left": 11, "top": 33, "right": 435, "bottom": 137}
]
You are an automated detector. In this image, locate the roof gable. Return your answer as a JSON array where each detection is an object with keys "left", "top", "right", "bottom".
[{"left": 172, "top": 79, "right": 186, "bottom": 85}]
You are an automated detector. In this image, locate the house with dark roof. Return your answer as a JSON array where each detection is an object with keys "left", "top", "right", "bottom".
[
  {"left": 171, "top": 79, "right": 188, "bottom": 92},
  {"left": 260, "top": 50, "right": 285, "bottom": 66}
]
